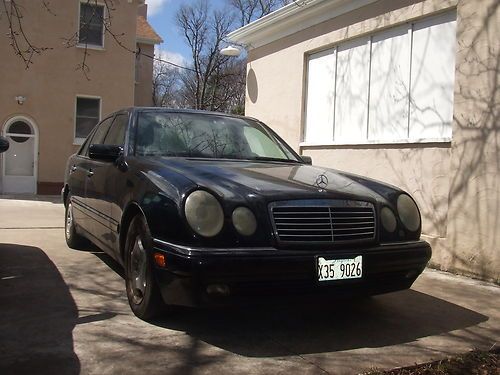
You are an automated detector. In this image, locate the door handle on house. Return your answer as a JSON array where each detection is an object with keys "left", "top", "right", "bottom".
[{"left": 87, "top": 169, "right": 94, "bottom": 178}]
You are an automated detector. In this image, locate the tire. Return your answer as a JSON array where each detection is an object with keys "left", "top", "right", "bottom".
[
  {"left": 65, "top": 197, "right": 88, "bottom": 249},
  {"left": 124, "top": 215, "right": 165, "bottom": 320}
]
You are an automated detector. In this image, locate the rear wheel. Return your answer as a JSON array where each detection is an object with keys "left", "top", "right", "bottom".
[
  {"left": 65, "top": 197, "right": 88, "bottom": 249},
  {"left": 125, "top": 215, "right": 165, "bottom": 320}
]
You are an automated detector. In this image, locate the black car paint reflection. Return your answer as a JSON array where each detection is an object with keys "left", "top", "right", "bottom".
[{"left": 63, "top": 108, "right": 431, "bottom": 320}]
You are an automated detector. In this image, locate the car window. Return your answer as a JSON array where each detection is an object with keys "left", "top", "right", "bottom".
[
  {"left": 135, "top": 112, "right": 300, "bottom": 162},
  {"left": 104, "top": 114, "right": 128, "bottom": 146},
  {"left": 78, "top": 117, "right": 113, "bottom": 156},
  {"left": 78, "top": 117, "right": 113, "bottom": 157},
  {"left": 78, "top": 134, "right": 92, "bottom": 157},
  {"left": 91, "top": 117, "right": 114, "bottom": 145},
  {"left": 243, "top": 127, "right": 287, "bottom": 159}
]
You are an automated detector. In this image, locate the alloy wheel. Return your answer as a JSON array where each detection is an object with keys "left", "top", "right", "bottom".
[
  {"left": 129, "top": 236, "right": 148, "bottom": 305},
  {"left": 65, "top": 203, "right": 73, "bottom": 240}
]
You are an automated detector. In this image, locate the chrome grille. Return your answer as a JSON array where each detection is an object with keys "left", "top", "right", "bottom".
[{"left": 270, "top": 200, "right": 376, "bottom": 243}]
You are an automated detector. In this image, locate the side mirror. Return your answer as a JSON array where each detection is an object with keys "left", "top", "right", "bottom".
[
  {"left": 89, "top": 144, "right": 123, "bottom": 162},
  {"left": 0, "top": 136, "right": 9, "bottom": 154},
  {"left": 301, "top": 155, "right": 312, "bottom": 165}
]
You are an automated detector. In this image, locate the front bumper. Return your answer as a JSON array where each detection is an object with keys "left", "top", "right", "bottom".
[{"left": 151, "top": 239, "right": 432, "bottom": 307}]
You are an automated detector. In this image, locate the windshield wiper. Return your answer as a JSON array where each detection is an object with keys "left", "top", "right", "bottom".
[{"left": 250, "top": 156, "right": 300, "bottom": 163}]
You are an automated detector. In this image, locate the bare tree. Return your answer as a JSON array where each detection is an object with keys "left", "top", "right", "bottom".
[
  {"left": 176, "top": 0, "right": 241, "bottom": 111},
  {"left": 154, "top": 0, "right": 294, "bottom": 112},
  {"left": 152, "top": 60, "right": 182, "bottom": 107},
  {"left": 229, "top": 0, "right": 292, "bottom": 27},
  {"left": 0, "top": 0, "right": 53, "bottom": 68},
  {"left": 206, "top": 58, "right": 246, "bottom": 114}
]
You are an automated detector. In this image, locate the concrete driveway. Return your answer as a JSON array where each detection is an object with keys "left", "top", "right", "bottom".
[{"left": 0, "top": 196, "right": 498, "bottom": 375}]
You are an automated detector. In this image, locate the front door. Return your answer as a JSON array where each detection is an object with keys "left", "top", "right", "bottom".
[{"left": 2, "top": 119, "right": 37, "bottom": 194}]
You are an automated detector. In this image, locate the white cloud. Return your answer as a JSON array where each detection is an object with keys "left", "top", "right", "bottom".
[
  {"left": 146, "top": 0, "right": 169, "bottom": 16},
  {"left": 156, "top": 48, "right": 189, "bottom": 68}
]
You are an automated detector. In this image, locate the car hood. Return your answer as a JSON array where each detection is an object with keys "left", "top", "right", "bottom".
[{"left": 144, "top": 157, "right": 400, "bottom": 204}]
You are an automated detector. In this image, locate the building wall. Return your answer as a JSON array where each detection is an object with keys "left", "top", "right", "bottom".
[
  {"left": 134, "top": 42, "right": 155, "bottom": 106},
  {"left": 245, "top": 0, "right": 499, "bottom": 282},
  {"left": 0, "top": 0, "right": 138, "bottom": 193}
]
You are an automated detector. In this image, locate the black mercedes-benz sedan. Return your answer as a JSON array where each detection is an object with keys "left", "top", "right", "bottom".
[{"left": 63, "top": 108, "right": 431, "bottom": 320}]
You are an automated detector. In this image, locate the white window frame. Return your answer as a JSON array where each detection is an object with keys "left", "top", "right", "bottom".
[
  {"left": 76, "top": 1, "right": 106, "bottom": 50},
  {"left": 74, "top": 95, "right": 102, "bottom": 145},
  {"left": 301, "top": 11, "right": 456, "bottom": 147}
]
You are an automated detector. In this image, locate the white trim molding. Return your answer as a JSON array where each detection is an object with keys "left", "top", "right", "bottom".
[
  {"left": 136, "top": 37, "right": 159, "bottom": 45},
  {"left": 228, "top": 0, "right": 378, "bottom": 49}
]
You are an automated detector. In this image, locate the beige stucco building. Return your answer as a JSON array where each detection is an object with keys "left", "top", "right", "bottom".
[
  {"left": 0, "top": 0, "right": 161, "bottom": 195},
  {"left": 229, "top": 0, "right": 499, "bottom": 282}
]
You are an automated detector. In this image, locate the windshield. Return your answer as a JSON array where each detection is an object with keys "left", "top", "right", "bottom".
[{"left": 135, "top": 112, "right": 300, "bottom": 162}]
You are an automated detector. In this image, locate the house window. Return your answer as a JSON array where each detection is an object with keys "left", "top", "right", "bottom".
[
  {"left": 79, "top": 2, "right": 105, "bottom": 47},
  {"left": 304, "top": 12, "right": 457, "bottom": 144},
  {"left": 75, "top": 97, "right": 101, "bottom": 141}
]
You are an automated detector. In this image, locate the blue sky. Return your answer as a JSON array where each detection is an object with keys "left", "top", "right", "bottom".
[{"left": 146, "top": 0, "right": 230, "bottom": 67}]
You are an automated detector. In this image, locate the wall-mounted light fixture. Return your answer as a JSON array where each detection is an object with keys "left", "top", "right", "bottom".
[
  {"left": 15, "top": 96, "right": 26, "bottom": 105},
  {"left": 220, "top": 46, "right": 241, "bottom": 57}
]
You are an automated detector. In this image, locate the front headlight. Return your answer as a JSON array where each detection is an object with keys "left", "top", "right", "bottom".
[
  {"left": 397, "top": 194, "right": 420, "bottom": 232},
  {"left": 184, "top": 190, "right": 224, "bottom": 237},
  {"left": 380, "top": 206, "right": 397, "bottom": 233},
  {"left": 232, "top": 207, "right": 257, "bottom": 236}
]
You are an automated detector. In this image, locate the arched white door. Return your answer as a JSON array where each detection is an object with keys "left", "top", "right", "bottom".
[{"left": 2, "top": 117, "right": 38, "bottom": 194}]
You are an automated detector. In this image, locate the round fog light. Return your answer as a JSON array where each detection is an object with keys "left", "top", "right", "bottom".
[
  {"left": 232, "top": 207, "right": 257, "bottom": 236},
  {"left": 381, "top": 207, "right": 397, "bottom": 233},
  {"left": 206, "top": 284, "right": 230, "bottom": 296}
]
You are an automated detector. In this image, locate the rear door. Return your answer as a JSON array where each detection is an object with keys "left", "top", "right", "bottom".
[
  {"left": 67, "top": 134, "right": 94, "bottom": 232},
  {"left": 83, "top": 116, "right": 114, "bottom": 248}
]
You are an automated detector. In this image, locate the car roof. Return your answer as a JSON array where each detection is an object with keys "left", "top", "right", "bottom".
[{"left": 115, "top": 107, "right": 259, "bottom": 122}]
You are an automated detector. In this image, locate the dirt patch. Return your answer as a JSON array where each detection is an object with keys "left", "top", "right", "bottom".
[{"left": 365, "top": 347, "right": 499, "bottom": 375}]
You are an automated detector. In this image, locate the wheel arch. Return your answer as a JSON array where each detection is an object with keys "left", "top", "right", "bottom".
[
  {"left": 62, "top": 184, "right": 70, "bottom": 207},
  {"left": 119, "top": 202, "right": 148, "bottom": 262}
]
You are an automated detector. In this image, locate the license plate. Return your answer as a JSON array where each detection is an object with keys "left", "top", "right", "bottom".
[{"left": 317, "top": 256, "right": 363, "bottom": 281}]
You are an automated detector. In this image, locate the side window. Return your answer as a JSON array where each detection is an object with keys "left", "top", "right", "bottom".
[
  {"left": 79, "top": 117, "right": 113, "bottom": 157},
  {"left": 104, "top": 114, "right": 128, "bottom": 146},
  {"left": 78, "top": 133, "right": 92, "bottom": 156},
  {"left": 90, "top": 117, "right": 113, "bottom": 145}
]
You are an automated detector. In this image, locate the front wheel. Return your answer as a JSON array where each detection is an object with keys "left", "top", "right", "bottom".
[{"left": 124, "top": 215, "right": 165, "bottom": 320}]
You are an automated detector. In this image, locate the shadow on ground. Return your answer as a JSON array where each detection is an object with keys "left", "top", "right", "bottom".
[
  {"left": 152, "top": 290, "right": 489, "bottom": 357},
  {"left": 0, "top": 243, "right": 80, "bottom": 374},
  {"left": 91, "top": 252, "right": 489, "bottom": 358}
]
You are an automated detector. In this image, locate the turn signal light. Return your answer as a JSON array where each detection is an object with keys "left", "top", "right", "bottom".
[{"left": 153, "top": 253, "right": 166, "bottom": 267}]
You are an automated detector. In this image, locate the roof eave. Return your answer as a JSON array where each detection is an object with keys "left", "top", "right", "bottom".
[
  {"left": 136, "top": 37, "right": 163, "bottom": 45},
  {"left": 228, "top": 0, "right": 378, "bottom": 49}
]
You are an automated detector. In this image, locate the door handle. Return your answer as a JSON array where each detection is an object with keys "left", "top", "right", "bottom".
[
  {"left": 87, "top": 169, "right": 94, "bottom": 178},
  {"left": 70, "top": 165, "right": 77, "bottom": 173}
]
